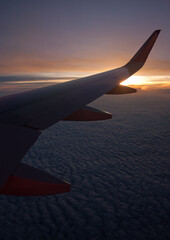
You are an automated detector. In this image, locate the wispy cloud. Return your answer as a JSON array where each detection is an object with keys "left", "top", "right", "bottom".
[{"left": 0, "top": 54, "right": 170, "bottom": 77}]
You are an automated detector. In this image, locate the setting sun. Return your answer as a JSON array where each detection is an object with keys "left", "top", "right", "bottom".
[
  {"left": 121, "top": 76, "right": 149, "bottom": 86},
  {"left": 121, "top": 75, "right": 170, "bottom": 89}
]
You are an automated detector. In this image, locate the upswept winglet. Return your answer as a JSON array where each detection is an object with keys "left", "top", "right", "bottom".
[{"left": 124, "top": 30, "right": 161, "bottom": 75}]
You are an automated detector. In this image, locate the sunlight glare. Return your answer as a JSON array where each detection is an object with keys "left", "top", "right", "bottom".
[
  {"left": 121, "top": 75, "right": 170, "bottom": 88},
  {"left": 121, "top": 76, "right": 148, "bottom": 86}
]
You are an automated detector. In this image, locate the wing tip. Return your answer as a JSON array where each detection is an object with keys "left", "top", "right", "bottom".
[
  {"left": 154, "top": 29, "right": 161, "bottom": 33},
  {"left": 152, "top": 29, "right": 161, "bottom": 38}
]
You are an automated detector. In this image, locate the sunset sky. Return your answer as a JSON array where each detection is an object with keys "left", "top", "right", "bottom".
[{"left": 0, "top": 0, "right": 170, "bottom": 89}]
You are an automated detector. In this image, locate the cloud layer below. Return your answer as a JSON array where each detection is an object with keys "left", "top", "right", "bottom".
[{"left": 0, "top": 89, "right": 169, "bottom": 240}]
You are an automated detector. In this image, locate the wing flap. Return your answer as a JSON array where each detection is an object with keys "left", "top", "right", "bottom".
[
  {"left": 63, "top": 106, "right": 112, "bottom": 121},
  {"left": 106, "top": 85, "right": 137, "bottom": 94}
]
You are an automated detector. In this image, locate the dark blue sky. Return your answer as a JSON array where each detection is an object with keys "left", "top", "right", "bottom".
[{"left": 0, "top": 0, "right": 169, "bottom": 79}]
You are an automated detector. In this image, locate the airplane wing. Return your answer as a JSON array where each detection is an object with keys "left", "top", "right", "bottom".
[{"left": 0, "top": 30, "right": 160, "bottom": 196}]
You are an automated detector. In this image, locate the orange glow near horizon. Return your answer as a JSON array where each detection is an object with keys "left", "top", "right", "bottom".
[
  {"left": 8, "top": 74, "right": 170, "bottom": 89},
  {"left": 0, "top": 74, "right": 170, "bottom": 96}
]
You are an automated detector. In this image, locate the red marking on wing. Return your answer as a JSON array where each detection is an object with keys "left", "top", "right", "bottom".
[
  {"left": 63, "top": 107, "right": 112, "bottom": 121},
  {"left": 0, "top": 176, "right": 71, "bottom": 196}
]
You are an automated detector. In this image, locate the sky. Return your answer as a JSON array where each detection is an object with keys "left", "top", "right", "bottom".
[
  {"left": 0, "top": 2, "right": 170, "bottom": 239},
  {"left": 0, "top": 0, "right": 170, "bottom": 89}
]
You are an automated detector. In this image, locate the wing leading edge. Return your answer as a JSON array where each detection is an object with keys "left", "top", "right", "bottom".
[{"left": 0, "top": 30, "right": 160, "bottom": 195}]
